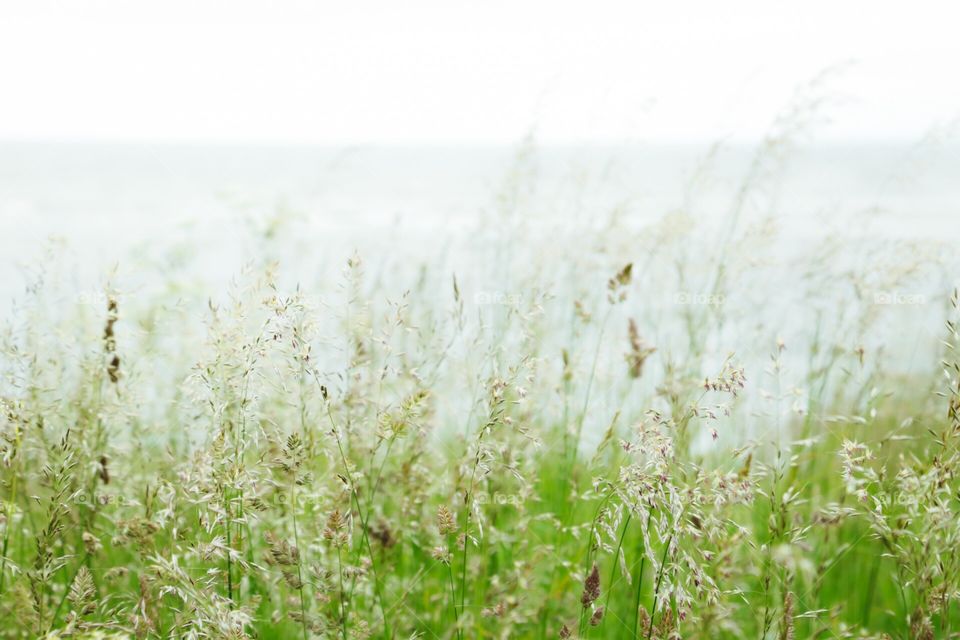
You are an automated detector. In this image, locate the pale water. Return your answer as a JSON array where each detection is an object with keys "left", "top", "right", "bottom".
[
  {"left": 3, "top": 142, "right": 958, "bottom": 296},
  {"left": 2, "top": 141, "right": 958, "bottom": 443}
]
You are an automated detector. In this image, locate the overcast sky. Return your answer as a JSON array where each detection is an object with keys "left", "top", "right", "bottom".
[{"left": 1, "top": 0, "right": 958, "bottom": 144}]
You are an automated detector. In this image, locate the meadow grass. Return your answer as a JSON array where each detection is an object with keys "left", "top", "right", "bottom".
[{"left": 1, "top": 132, "right": 959, "bottom": 638}]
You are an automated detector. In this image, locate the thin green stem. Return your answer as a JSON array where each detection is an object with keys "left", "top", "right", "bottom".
[
  {"left": 336, "top": 546, "right": 348, "bottom": 640},
  {"left": 599, "top": 513, "right": 631, "bottom": 632},
  {"left": 646, "top": 532, "right": 674, "bottom": 640},
  {"left": 446, "top": 556, "right": 460, "bottom": 634},
  {"left": 291, "top": 481, "right": 309, "bottom": 640},
  {"left": 631, "top": 512, "right": 653, "bottom": 639}
]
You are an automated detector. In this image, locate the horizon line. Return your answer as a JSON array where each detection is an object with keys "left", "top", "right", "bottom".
[{"left": 0, "top": 134, "right": 946, "bottom": 149}]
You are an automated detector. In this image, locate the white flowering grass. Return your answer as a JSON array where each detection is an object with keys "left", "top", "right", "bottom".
[{"left": 1, "top": 127, "right": 958, "bottom": 638}]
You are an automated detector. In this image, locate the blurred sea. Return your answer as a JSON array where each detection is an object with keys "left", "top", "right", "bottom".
[
  {"left": 2, "top": 141, "right": 958, "bottom": 443},
  {"left": 1, "top": 140, "right": 958, "bottom": 304}
]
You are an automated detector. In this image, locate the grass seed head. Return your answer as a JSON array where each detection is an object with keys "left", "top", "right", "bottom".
[{"left": 580, "top": 564, "right": 601, "bottom": 608}]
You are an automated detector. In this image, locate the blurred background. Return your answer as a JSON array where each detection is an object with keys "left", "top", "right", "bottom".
[
  {"left": 1, "top": 1, "right": 958, "bottom": 390},
  {"left": 2, "top": 2, "right": 959, "bottom": 282}
]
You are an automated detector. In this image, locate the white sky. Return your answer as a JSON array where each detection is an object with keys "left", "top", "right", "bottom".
[{"left": 1, "top": 0, "right": 958, "bottom": 144}]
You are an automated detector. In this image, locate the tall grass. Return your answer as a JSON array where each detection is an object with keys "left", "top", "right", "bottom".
[{"left": 1, "top": 119, "right": 958, "bottom": 638}]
